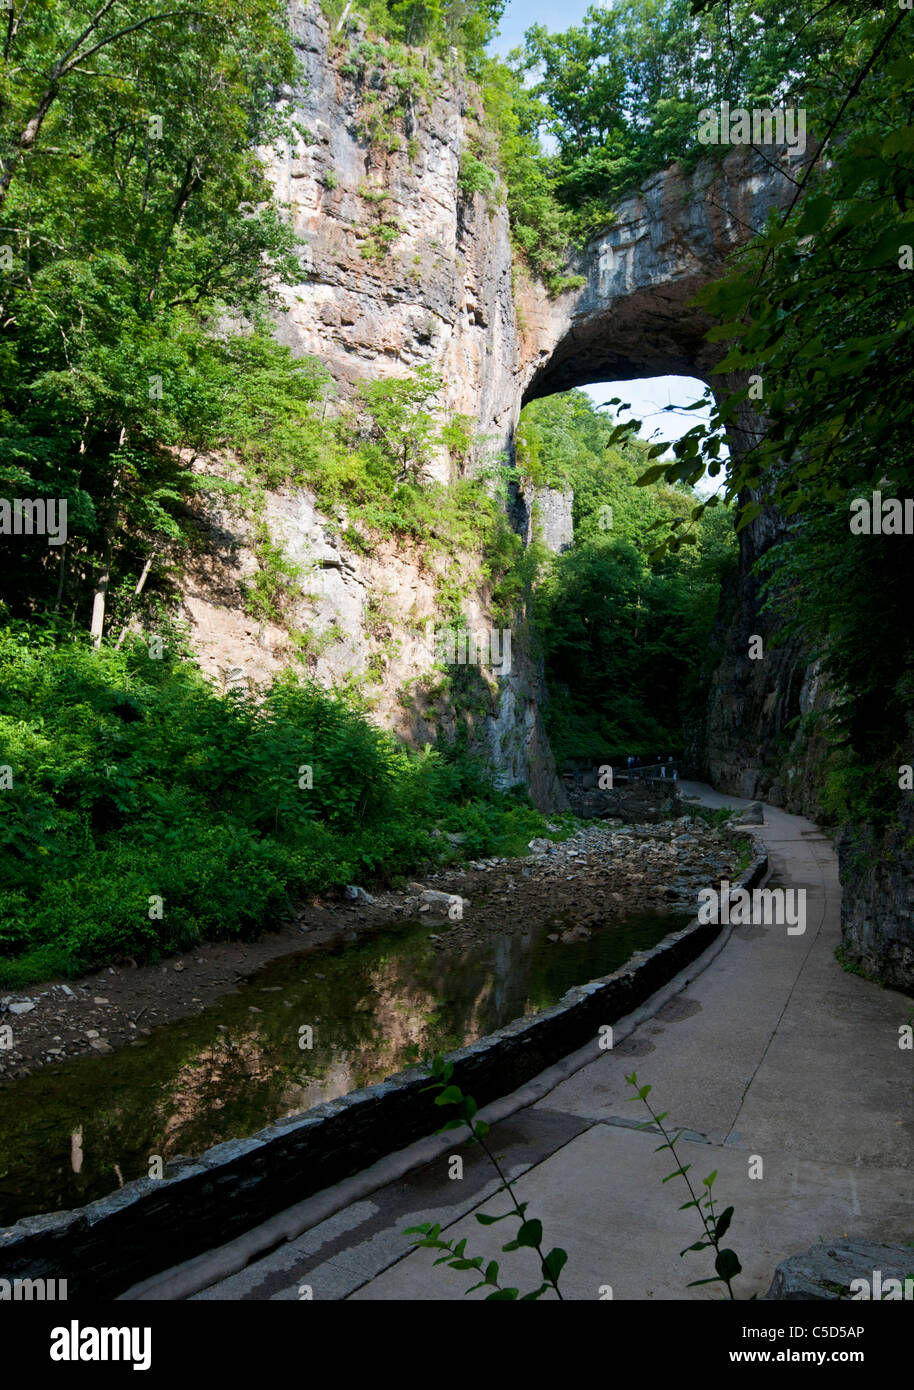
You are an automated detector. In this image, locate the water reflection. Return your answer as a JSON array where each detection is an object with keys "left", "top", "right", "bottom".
[{"left": 0, "top": 909, "right": 688, "bottom": 1226}]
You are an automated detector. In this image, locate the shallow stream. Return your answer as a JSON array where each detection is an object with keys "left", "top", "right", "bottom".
[{"left": 0, "top": 907, "right": 689, "bottom": 1226}]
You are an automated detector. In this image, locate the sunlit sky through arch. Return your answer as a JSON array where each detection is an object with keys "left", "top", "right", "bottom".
[{"left": 490, "top": 2, "right": 724, "bottom": 498}]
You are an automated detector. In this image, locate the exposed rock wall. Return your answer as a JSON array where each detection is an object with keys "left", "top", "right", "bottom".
[
  {"left": 521, "top": 146, "right": 808, "bottom": 402},
  {"left": 173, "top": 1, "right": 568, "bottom": 808},
  {"left": 703, "top": 497, "right": 820, "bottom": 808},
  {"left": 699, "top": 372, "right": 824, "bottom": 811},
  {"left": 176, "top": 8, "right": 839, "bottom": 833},
  {"left": 837, "top": 808, "right": 914, "bottom": 997},
  {"left": 271, "top": 0, "right": 521, "bottom": 465},
  {"left": 274, "top": 5, "right": 809, "bottom": 444},
  {"left": 699, "top": 409, "right": 912, "bottom": 992}
]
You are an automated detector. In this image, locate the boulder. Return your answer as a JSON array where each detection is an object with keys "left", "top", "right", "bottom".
[{"left": 765, "top": 1239, "right": 914, "bottom": 1300}]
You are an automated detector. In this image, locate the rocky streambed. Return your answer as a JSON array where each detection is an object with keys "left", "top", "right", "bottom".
[
  {"left": 421, "top": 814, "right": 748, "bottom": 958},
  {"left": 0, "top": 812, "right": 748, "bottom": 1079}
]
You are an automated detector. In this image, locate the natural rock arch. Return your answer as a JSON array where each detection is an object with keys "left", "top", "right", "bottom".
[
  {"left": 260, "top": 3, "right": 815, "bottom": 808},
  {"left": 274, "top": 5, "right": 810, "bottom": 461},
  {"left": 513, "top": 143, "right": 807, "bottom": 413}
]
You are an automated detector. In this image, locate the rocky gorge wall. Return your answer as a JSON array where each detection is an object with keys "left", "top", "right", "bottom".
[
  {"left": 173, "top": 0, "right": 572, "bottom": 808},
  {"left": 167, "top": 2, "right": 909, "bottom": 988},
  {"left": 176, "top": 1, "right": 807, "bottom": 804}
]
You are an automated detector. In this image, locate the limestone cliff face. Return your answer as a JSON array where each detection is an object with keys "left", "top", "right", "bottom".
[
  {"left": 273, "top": 5, "right": 805, "bottom": 453},
  {"left": 270, "top": 1, "right": 520, "bottom": 463},
  {"left": 703, "top": 496, "right": 825, "bottom": 810},
  {"left": 176, "top": 0, "right": 567, "bottom": 809},
  {"left": 521, "top": 147, "right": 807, "bottom": 400},
  {"left": 176, "top": 2, "right": 811, "bottom": 814}
]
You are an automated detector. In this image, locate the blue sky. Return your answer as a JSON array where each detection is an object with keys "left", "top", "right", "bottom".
[
  {"left": 491, "top": 2, "right": 720, "bottom": 478},
  {"left": 490, "top": 0, "right": 608, "bottom": 56}
]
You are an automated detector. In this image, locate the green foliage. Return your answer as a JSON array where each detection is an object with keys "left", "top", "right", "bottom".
[
  {"left": 521, "top": 392, "right": 736, "bottom": 762},
  {"left": 323, "top": 0, "right": 505, "bottom": 75},
  {"left": 344, "top": 34, "right": 436, "bottom": 153},
  {"left": 458, "top": 151, "right": 497, "bottom": 200},
  {"left": 351, "top": 364, "right": 442, "bottom": 485},
  {"left": 0, "top": 0, "right": 306, "bottom": 633},
  {"left": 439, "top": 414, "right": 477, "bottom": 476},
  {"left": 626, "top": 1071, "right": 747, "bottom": 1299},
  {"left": 464, "top": 0, "right": 847, "bottom": 293},
  {"left": 242, "top": 512, "right": 306, "bottom": 624},
  {"left": 360, "top": 217, "right": 405, "bottom": 261},
  {"left": 437, "top": 790, "right": 566, "bottom": 860},
  {"left": 478, "top": 56, "right": 583, "bottom": 296},
  {"left": 0, "top": 627, "right": 556, "bottom": 984},
  {"left": 513, "top": 0, "right": 870, "bottom": 237},
  {"left": 404, "top": 1053, "right": 566, "bottom": 1299}
]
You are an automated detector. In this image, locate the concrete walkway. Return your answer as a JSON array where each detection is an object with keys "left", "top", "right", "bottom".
[{"left": 138, "top": 786, "right": 913, "bottom": 1301}]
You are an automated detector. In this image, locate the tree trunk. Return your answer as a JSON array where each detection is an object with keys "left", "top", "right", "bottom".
[
  {"left": 90, "top": 435, "right": 124, "bottom": 647},
  {"left": 0, "top": 83, "right": 59, "bottom": 211},
  {"left": 114, "top": 549, "right": 156, "bottom": 648},
  {"left": 89, "top": 536, "right": 115, "bottom": 647},
  {"left": 53, "top": 541, "right": 68, "bottom": 613}
]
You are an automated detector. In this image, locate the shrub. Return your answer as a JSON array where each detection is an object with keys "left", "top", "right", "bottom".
[{"left": 0, "top": 631, "right": 557, "bottom": 984}]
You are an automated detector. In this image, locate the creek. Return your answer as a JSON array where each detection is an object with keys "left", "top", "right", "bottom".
[{"left": 0, "top": 907, "right": 690, "bottom": 1227}]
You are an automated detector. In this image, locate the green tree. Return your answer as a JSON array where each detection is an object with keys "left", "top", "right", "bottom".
[
  {"left": 0, "top": 1, "right": 304, "bottom": 638},
  {"left": 638, "top": 2, "right": 913, "bottom": 773},
  {"left": 519, "top": 391, "right": 735, "bottom": 761},
  {"left": 354, "top": 363, "right": 444, "bottom": 484}
]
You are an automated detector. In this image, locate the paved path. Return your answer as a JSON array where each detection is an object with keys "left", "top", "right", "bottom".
[{"left": 129, "top": 785, "right": 913, "bottom": 1302}]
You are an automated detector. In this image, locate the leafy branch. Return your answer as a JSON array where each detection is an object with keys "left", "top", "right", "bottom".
[
  {"left": 404, "top": 1053, "right": 567, "bottom": 1300},
  {"left": 625, "top": 1070, "right": 745, "bottom": 1299}
]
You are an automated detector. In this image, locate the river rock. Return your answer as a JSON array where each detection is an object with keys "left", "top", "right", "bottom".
[
  {"left": 419, "top": 890, "right": 468, "bottom": 909},
  {"left": 766, "top": 1240, "right": 914, "bottom": 1300},
  {"left": 345, "top": 885, "right": 375, "bottom": 903},
  {"left": 8, "top": 1001, "right": 35, "bottom": 1015}
]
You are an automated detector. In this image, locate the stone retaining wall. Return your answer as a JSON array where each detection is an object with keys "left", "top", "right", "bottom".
[
  {"left": 0, "top": 842, "right": 767, "bottom": 1297},
  {"left": 561, "top": 763, "right": 684, "bottom": 821}
]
